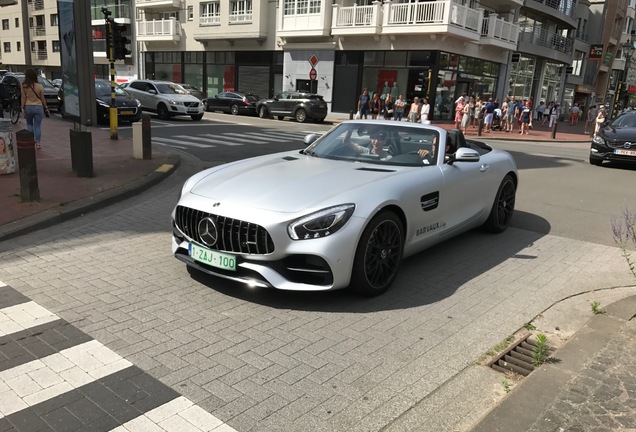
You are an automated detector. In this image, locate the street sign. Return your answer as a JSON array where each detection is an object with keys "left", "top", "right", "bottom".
[
  {"left": 309, "top": 68, "right": 317, "bottom": 81},
  {"left": 308, "top": 53, "right": 319, "bottom": 67}
]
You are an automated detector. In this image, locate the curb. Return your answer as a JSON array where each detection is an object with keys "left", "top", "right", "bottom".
[
  {"left": 470, "top": 295, "right": 636, "bottom": 432},
  {"left": 0, "top": 154, "right": 181, "bottom": 242}
]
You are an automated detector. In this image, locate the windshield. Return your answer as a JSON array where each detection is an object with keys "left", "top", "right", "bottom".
[
  {"left": 610, "top": 113, "right": 636, "bottom": 128},
  {"left": 155, "top": 83, "right": 188, "bottom": 95},
  {"left": 95, "top": 81, "right": 126, "bottom": 97},
  {"left": 305, "top": 122, "right": 441, "bottom": 167}
]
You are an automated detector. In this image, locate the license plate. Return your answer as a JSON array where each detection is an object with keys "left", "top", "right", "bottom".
[
  {"left": 189, "top": 243, "right": 236, "bottom": 271},
  {"left": 120, "top": 110, "right": 134, "bottom": 115},
  {"left": 187, "top": 109, "right": 198, "bottom": 113},
  {"left": 615, "top": 149, "right": 636, "bottom": 156}
]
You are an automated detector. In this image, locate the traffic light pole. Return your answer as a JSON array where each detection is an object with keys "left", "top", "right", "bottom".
[{"left": 104, "top": 14, "right": 118, "bottom": 140}]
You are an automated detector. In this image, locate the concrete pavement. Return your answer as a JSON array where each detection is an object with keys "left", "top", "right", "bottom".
[{"left": 1, "top": 111, "right": 634, "bottom": 432}]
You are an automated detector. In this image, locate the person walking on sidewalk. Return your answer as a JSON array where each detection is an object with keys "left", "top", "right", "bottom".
[
  {"left": 584, "top": 105, "right": 597, "bottom": 134},
  {"left": 548, "top": 103, "right": 560, "bottom": 128},
  {"left": 393, "top": 94, "right": 405, "bottom": 121},
  {"left": 357, "top": 88, "right": 370, "bottom": 119},
  {"left": 519, "top": 102, "right": 531, "bottom": 135},
  {"left": 20, "top": 68, "right": 49, "bottom": 149}
]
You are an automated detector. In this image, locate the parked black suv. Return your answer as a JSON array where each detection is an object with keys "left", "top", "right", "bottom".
[{"left": 256, "top": 91, "right": 327, "bottom": 123}]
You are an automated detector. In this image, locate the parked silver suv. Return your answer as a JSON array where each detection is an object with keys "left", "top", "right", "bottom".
[{"left": 125, "top": 80, "right": 205, "bottom": 120}]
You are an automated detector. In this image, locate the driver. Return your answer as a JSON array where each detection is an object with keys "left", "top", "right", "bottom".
[
  {"left": 346, "top": 129, "right": 393, "bottom": 160},
  {"left": 418, "top": 136, "right": 452, "bottom": 165}
]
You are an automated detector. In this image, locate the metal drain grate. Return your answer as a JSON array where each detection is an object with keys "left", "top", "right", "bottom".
[{"left": 488, "top": 335, "right": 544, "bottom": 377}]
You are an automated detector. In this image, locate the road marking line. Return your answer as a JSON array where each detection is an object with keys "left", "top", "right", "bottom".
[
  {"left": 0, "top": 301, "right": 58, "bottom": 337},
  {"left": 109, "top": 396, "right": 237, "bottom": 432},
  {"left": 0, "top": 340, "right": 132, "bottom": 418},
  {"left": 173, "top": 135, "right": 248, "bottom": 146},
  {"left": 153, "top": 138, "right": 213, "bottom": 148},
  {"left": 226, "top": 132, "right": 282, "bottom": 142},
  {"left": 197, "top": 134, "right": 261, "bottom": 145}
]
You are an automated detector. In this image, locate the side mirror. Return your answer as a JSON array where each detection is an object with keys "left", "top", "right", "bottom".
[
  {"left": 450, "top": 147, "right": 480, "bottom": 164},
  {"left": 303, "top": 133, "right": 319, "bottom": 146}
]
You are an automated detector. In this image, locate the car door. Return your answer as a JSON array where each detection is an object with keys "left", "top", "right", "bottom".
[
  {"left": 127, "top": 81, "right": 148, "bottom": 108},
  {"left": 268, "top": 92, "right": 287, "bottom": 114},
  {"left": 226, "top": 93, "right": 242, "bottom": 112},
  {"left": 208, "top": 92, "right": 225, "bottom": 111},
  {"left": 285, "top": 93, "right": 301, "bottom": 114},
  {"left": 438, "top": 138, "right": 495, "bottom": 233}
]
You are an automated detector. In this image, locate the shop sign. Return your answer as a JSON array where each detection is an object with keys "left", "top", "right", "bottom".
[
  {"left": 629, "top": 85, "right": 636, "bottom": 93},
  {"left": 604, "top": 52, "right": 613, "bottom": 63},
  {"left": 576, "top": 85, "right": 594, "bottom": 94},
  {"left": 589, "top": 44, "right": 603, "bottom": 60}
]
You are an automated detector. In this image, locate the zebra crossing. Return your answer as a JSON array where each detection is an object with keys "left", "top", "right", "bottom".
[
  {"left": 0, "top": 281, "right": 237, "bottom": 432},
  {"left": 152, "top": 130, "right": 326, "bottom": 149}
]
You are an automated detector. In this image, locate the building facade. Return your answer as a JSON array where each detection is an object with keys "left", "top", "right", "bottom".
[{"left": 1, "top": 0, "right": 634, "bottom": 119}]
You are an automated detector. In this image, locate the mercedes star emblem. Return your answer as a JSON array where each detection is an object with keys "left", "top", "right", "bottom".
[{"left": 198, "top": 217, "right": 218, "bottom": 247}]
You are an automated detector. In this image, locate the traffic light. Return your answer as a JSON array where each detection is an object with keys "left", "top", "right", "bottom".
[{"left": 112, "top": 22, "right": 131, "bottom": 60}]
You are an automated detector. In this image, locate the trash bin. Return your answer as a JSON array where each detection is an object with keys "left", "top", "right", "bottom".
[{"left": 0, "top": 118, "right": 16, "bottom": 175}]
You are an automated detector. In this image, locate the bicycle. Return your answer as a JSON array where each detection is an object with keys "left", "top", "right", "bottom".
[{"left": 0, "top": 86, "right": 20, "bottom": 124}]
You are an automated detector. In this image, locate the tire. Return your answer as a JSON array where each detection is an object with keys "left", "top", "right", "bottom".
[
  {"left": 258, "top": 106, "right": 269, "bottom": 119},
  {"left": 10, "top": 101, "right": 20, "bottom": 124},
  {"left": 349, "top": 211, "right": 403, "bottom": 296},
  {"left": 230, "top": 104, "right": 239, "bottom": 115},
  {"left": 483, "top": 174, "right": 516, "bottom": 233},
  {"left": 589, "top": 155, "right": 603, "bottom": 166},
  {"left": 191, "top": 113, "right": 204, "bottom": 121},
  {"left": 157, "top": 103, "right": 171, "bottom": 120},
  {"left": 295, "top": 108, "right": 307, "bottom": 123}
]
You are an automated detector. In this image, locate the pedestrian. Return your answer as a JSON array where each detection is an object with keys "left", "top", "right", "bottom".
[
  {"left": 370, "top": 93, "right": 382, "bottom": 119},
  {"left": 483, "top": 98, "right": 495, "bottom": 133},
  {"left": 474, "top": 96, "right": 482, "bottom": 128},
  {"left": 536, "top": 101, "right": 546, "bottom": 124},
  {"left": 519, "top": 102, "right": 531, "bottom": 135},
  {"left": 548, "top": 103, "right": 560, "bottom": 128},
  {"left": 454, "top": 96, "right": 465, "bottom": 129},
  {"left": 500, "top": 98, "right": 509, "bottom": 131},
  {"left": 594, "top": 105, "right": 606, "bottom": 136},
  {"left": 570, "top": 103, "right": 580, "bottom": 126},
  {"left": 21, "top": 68, "right": 50, "bottom": 149},
  {"left": 383, "top": 94, "right": 393, "bottom": 120},
  {"left": 393, "top": 94, "right": 405, "bottom": 121},
  {"left": 468, "top": 96, "right": 476, "bottom": 127},
  {"left": 584, "top": 105, "right": 597, "bottom": 134},
  {"left": 408, "top": 97, "right": 420, "bottom": 123},
  {"left": 420, "top": 98, "right": 430, "bottom": 124},
  {"left": 357, "top": 88, "right": 370, "bottom": 119},
  {"left": 461, "top": 99, "right": 470, "bottom": 135}
]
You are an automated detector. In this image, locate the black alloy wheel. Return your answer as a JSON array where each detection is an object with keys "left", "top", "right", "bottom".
[
  {"left": 157, "top": 104, "right": 171, "bottom": 120},
  {"left": 295, "top": 108, "right": 307, "bottom": 123},
  {"left": 230, "top": 104, "right": 239, "bottom": 115},
  {"left": 258, "top": 106, "right": 269, "bottom": 119},
  {"left": 483, "top": 174, "right": 516, "bottom": 233},
  {"left": 349, "top": 211, "right": 403, "bottom": 296}
]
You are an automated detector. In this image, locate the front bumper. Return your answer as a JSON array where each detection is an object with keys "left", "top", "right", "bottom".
[
  {"left": 590, "top": 144, "right": 636, "bottom": 163},
  {"left": 169, "top": 103, "right": 205, "bottom": 116}
]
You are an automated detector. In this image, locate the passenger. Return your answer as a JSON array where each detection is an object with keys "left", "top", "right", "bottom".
[
  {"left": 345, "top": 129, "right": 392, "bottom": 159},
  {"left": 417, "top": 136, "right": 451, "bottom": 165}
]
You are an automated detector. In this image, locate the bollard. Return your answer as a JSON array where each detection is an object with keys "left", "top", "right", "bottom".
[
  {"left": 16, "top": 129, "right": 40, "bottom": 202},
  {"left": 0, "top": 118, "right": 16, "bottom": 175},
  {"left": 133, "top": 114, "right": 152, "bottom": 160},
  {"left": 349, "top": 110, "right": 354, "bottom": 120},
  {"left": 477, "top": 118, "right": 483, "bottom": 136},
  {"left": 69, "top": 129, "right": 94, "bottom": 177},
  {"left": 551, "top": 121, "right": 558, "bottom": 139}
]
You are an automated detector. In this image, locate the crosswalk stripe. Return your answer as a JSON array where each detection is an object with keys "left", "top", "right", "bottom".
[
  {"left": 198, "top": 134, "right": 264, "bottom": 145},
  {"left": 0, "top": 301, "right": 59, "bottom": 337},
  {"left": 108, "top": 396, "right": 237, "bottom": 432},
  {"left": 0, "top": 340, "right": 132, "bottom": 418},
  {"left": 258, "top": 131, "right": 307, "bottom": 139},
  {"left": 153, "top": 138, "right": 213, "bottom": 148},
  {"left": 226, "top": 132, "right": 283, "bottom": 142},
  {"left": 173, "top": 135, "right": 247, "bottom": 146}
]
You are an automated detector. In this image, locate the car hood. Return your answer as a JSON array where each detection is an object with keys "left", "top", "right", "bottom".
[
  {"left": 97, "top": 94, "right": 139, "bottom": 107},
  {"left": 189, "top": 151, "right": 400, "bottom": 212},
  {"left": 160, "top": 94, "right": 201, "bottom": 103},
  {"left": 599, "top": 126, "right": 636, "bottom": 142}
]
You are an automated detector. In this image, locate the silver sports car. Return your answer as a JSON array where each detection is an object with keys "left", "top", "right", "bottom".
[{"left": 171, "top": 120, "right": 518, "bottom": 296}]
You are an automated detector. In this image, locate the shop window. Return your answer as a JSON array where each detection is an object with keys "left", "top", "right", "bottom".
[
  {"left": 408, "top": 51, "right": 432, "bottom": 67},
  {"left": 384, "top": 51, "right": 407, "bottom": 67},
  {"left": 364, "top": 51, "right": 383, "bottom": 66}
]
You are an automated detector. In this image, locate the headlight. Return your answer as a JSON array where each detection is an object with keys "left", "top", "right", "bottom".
[
  {"left": 97, "top": 99, "right": 109, "bottom": 108},
  {"left": 135, "top": 99, "right": 141, "bottom": 107},
  {"left": 167, "top": 99, "right": 183, "bottom": 105},
  {"left": 288, "top": 204, "right": 355, "bottom": 240},
  {"left": 592, "top": 135, "right": 605, "bottom": 145}
]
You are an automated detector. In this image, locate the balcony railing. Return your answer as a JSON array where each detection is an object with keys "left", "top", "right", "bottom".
[
  {"left": 28, "top": 0, "right": 43, "bottom": 11},
  {"left": 29, "top": 25, "right": 46, "bottom": 37},
  {"left": 385, "top": 0, "right": 481, "bottom": 32},
  {"left": 481, "top": 15, "right": 519, "bottom": 44},
  {"left": 137, "top": 18, "right": 181, "bottom": 36},
  {"left": 229, "top": 13, "right": 253, "bottom": 23},
  {"left": 200, "top": 15, "right": 221, "bottom": 26},
  {"left": 91, "top": 2, "right": 132, "bottom": 20},
  {"left": 335, "top": 4, "right": 375, "bottom": 27},
  {"left": 31, "top": 49, "right": 48, "bottom": 61},
  {"left": 529, "top": 0, "right": 576, "bottom": 18},
  {"left": 519, "top": 25, "right": 573, "bottom": 54}
]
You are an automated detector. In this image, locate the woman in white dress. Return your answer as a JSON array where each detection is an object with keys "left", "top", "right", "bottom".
[{"left": 420, "top": 98, "right": 430, "bottom": 124}]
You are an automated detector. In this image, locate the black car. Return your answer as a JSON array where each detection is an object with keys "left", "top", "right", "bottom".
[
  {"left": 256, "top": 91, "right": 327, "bottom": 123},
  {"left": 178, "top": 83, "right": 207, "bottom": 103},
  {"left": 590, "top": 110, "right": 636, "bottom": 166},
  {"left": 0, "top": 72, "right": 60, "bottom": 111},
  {"left": 206, "top": 91, "right": 260, "bottom": 115},
  {"left": 58, "top": 79, "right": 142, "bottom": 124}
]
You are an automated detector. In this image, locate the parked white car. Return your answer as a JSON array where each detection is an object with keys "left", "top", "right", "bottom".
[{"left": 125, "top": 80, "right": 205, "bottom": 120}]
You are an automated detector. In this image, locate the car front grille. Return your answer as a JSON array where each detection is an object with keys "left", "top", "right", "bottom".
[
  {"left": 184, "top": 102, "right": 200, "bottom": 108},
  {"left": 174, "top": 205, "right": 275, "bottom": 254}
]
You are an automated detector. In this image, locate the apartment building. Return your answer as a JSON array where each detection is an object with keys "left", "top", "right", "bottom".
[{"left": 2, "top": 0, "right": 634, "bottom": 118}]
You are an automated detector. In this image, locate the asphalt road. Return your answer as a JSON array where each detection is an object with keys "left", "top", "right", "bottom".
[{"left": 1, "top": 114, "right": 634, "bottom": 432}]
